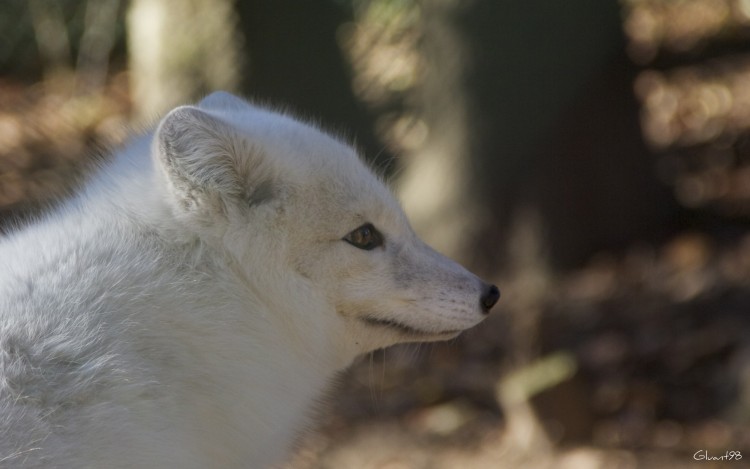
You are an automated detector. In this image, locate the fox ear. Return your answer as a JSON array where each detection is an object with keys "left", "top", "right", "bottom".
[{"left": 155, "top": 106, "right": 250, "bottom": 215}]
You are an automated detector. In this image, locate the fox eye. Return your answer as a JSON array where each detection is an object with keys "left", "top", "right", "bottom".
[{"left": 343, "top": 223, "right": 383, "bottom": 250}]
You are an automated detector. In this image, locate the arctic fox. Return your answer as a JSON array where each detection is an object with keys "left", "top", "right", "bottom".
[{"left": 0, "top": 92, "right": 499, "bottom": 468}]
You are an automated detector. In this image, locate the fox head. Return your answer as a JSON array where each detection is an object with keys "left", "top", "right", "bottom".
[{"left": 153, "top": 91, "right": 499, "bottom": 356}]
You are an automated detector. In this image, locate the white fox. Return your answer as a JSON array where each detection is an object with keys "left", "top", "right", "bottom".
[{"left": 0, "top": 92, "right": 499, "bottom": 468}]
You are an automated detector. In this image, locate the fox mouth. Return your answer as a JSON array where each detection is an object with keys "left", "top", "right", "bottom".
[{"left": 361, "top": 316, "right": 462, "bottom": 337}]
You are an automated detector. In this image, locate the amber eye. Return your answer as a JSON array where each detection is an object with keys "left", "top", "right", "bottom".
[{"left": 343, "top": 223, "right": 383, "bottom": 251}]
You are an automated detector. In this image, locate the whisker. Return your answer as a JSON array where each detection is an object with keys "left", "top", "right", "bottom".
[{"left": 368, "top": 351, "right": 378, "bottom": 410}]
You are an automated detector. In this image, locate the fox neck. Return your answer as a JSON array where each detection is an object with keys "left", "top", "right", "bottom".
[{"left": 134, "top": 243, "right": 350, "bottom": 466}]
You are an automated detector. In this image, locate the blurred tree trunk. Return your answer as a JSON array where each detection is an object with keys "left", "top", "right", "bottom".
[
  {"left": 28, "top": 0, "right": 73, "bottom": 82},
  {"left": 76, "top": 0, "right": 122, "bottom": 94},
  {"left": 234, "top": 0, "right": 383, "bottom": 160},
  {"left": 126, "top": 0, "right": 243, "bottom": 120},
  {"left": 398, "top": 0, "right": 675, "bottom": 273},
  {"left": 395, "top": 1, "right": 673, "bottom": 449},
  {"left": 396, "top": 0, "right": 482, "bottom": 269},
  {"left": 397, "top": 0, "right": 680, "bottom": 382},
  {"left": 463, "top": 1, "right": 670, "bottom": 272}
]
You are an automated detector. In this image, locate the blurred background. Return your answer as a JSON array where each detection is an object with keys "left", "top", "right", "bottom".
[{"left": 1, "top": 0, "right": 750, "bottom": 467}]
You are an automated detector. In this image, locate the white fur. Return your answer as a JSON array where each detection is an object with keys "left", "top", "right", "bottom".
[{"left": 0, "top": 92, "right": 495, "bottom": 468}]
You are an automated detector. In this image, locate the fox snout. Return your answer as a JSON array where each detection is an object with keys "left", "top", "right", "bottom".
[
  {"left": 480, "top": 284, "right": 501, "bottom": 314},
  {"left": 405, "top": 242, "right": 501, "bottom": 320}
]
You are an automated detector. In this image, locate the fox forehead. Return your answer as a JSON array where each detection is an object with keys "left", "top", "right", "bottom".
[
  {"left": 292, "top": 156, "right": 407, "bottom": 236},
  {"left": 186, "top": 95, "right": 408, "bottom": 239},
  {"left": 227, "top": 115, "right": 400, "bottom": 217},
  {"left": 205, "top": 104, "right": 351, "bottom": 165},
  {"left": 195, "top": 92, "right": 369, "bottom": 177}
]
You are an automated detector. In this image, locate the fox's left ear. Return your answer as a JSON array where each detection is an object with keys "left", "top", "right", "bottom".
[{"left": 154, "top": 105, "right": 268, "bottom": 219}]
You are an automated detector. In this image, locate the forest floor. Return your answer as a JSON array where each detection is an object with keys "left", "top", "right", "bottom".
[{"left": 1, "top": 78, "right": 748, "bottom": 469}]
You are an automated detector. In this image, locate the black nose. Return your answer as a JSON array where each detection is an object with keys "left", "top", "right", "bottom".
[{"left": 480, "top": 284, "right": 500, "bottom": 313}]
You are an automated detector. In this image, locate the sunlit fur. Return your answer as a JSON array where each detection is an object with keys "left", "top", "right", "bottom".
[{"left": 0, "top": 92, "right": 492, "bottom": 468}]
